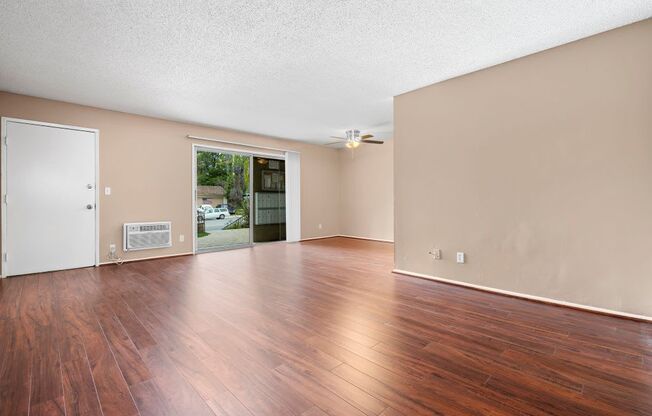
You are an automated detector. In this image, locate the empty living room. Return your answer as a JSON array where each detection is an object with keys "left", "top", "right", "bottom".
[{"left": 1, "top": 2, "right": 651, "bottom": 415}]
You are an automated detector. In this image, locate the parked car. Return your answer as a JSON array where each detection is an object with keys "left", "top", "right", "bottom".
[
  {"left": 203, "top": 207, "right": 231, "bottom": 220},
  {"left": 198, "top": 204, "right": 213, "bottom": 212},
  {"left": 217, "top": 203, "right": 236, "bottom": 215}
]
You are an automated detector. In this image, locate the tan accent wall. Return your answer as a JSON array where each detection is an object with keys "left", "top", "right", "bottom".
[
  {"left": 0, "top": 92, "right": 341, "bottom": 262},
  {"left": 394, "top": 19, "right": 652, "bottom": 316},
  {"left": 338, "top": 141, "right": 394, "bottom": 241}
]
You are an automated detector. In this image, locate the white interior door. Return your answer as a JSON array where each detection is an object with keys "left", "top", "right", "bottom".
[{"left": 3, "top": 120, "right": 97, "bottom": 276}]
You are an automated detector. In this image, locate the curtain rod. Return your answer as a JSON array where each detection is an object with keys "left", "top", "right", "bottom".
[{"left": 186, "top": 134, "right": 298, "bottom": 154}]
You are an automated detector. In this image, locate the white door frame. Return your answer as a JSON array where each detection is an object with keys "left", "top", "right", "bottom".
[
  {"left": 284, "top": 151, "right": 301, "bottom": 243},
  {"left": 1, "top": 117, "right": 100, "bottom": 277},
  {"left": 191, "top": 143, "right": 288, "bottom": 254}
]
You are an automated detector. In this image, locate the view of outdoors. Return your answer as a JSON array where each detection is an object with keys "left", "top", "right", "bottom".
[{"left": 196, "top": 150, "right": 250, "bottom": 251}]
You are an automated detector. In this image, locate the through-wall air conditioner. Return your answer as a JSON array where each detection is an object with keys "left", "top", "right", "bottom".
[{"left": 123, "top": 222, "right": 172, "bottom": 251}]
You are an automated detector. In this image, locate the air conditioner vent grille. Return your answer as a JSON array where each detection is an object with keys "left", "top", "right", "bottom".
[
  {"left": 137, "top": 224, "right": 169, "bottom": 232},
  {"left": 124, "top": 222, "right": 172, "bottom": 251}
]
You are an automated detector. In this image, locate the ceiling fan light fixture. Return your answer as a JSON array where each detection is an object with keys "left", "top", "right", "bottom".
[{"left": 326, "top": 128, "right": 382, "bottom": 148}]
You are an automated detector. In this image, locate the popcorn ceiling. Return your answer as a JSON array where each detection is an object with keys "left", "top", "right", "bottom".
[{"left": 1, "top": 1, "right": 649, "bottom": 142}]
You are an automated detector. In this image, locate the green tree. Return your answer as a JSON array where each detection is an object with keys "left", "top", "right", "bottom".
[
  {"left": 197, "top": 152, "right": 229, "bottom": 186},
  {"left": 196, "top": 151, "right": 249, "bottom": 210}
]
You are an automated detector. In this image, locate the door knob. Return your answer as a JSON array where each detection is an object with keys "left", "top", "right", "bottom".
[
  {"left": 87, "top": 184, "right": 93, "bottom": 189},
  {"left": 86, "top": 204, "right": 93, "bottom": 210}
]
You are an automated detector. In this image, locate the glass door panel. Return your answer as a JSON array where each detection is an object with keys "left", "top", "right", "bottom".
[
  {"left": 252, "top": 157, "right": 286, "bottom": 243},
  {"left": 195, "top": 149, "right": 251, "bottom": 251}
]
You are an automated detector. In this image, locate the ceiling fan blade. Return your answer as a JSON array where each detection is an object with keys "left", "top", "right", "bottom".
[
  {"left": 329, "top": 136, "right": 347, "bottom": 140},
  {"left": 323, "top": 141, "right": 344, "bottom": 146},
  {"left": 361, "top": 140, "right": 384, "bottom": 144},
  {"left": 361, "top": 134, "right": 374, "bottom": 139}
]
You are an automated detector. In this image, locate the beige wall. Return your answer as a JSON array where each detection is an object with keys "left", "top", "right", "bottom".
[
  {"left": 0, "top": 92, "right": 341, "bottom": 262},
  {"left": 394, "top": 19, "right": 652, "bottom": 317},
  {"left": 338, "top": 142, "right": 394, "bottom": 241}
]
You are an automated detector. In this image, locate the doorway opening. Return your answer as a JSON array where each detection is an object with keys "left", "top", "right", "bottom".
[
  {"left": 195, "top": 148, "right": 252, "bottom": 251},
  {"left": 192, "top": 144, "right": 299, "bottom": 253}
]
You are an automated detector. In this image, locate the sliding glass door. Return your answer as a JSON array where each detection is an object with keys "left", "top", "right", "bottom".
[
  {"left": 195, "top": 148, "right": 251, "bottom": 251},
  {"left": 252, "top": 157, "right": 286, "bottom": 243}
]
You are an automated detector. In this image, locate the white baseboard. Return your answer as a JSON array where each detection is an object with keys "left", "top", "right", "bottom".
[
  {"left": 392, "top": 269, "right": 652, "bottom": 323},
  {"left": 99, "top": 251, "right": 194, "bottom": 266},
  {"left": 299, "top": 235, "right": 394, "bottom": 243},
  {"left": 338, "top": 234, "right": 394, "bottom": 243},
  {"left": 299, "top": 235, "right": 341, "bottom": 242}
]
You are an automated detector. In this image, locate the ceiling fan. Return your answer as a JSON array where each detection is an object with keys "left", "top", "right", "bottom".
[{"left": 325, "top": 129, "right": 384, "bottom": 148}]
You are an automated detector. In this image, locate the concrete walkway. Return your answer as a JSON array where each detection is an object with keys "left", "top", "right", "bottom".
[{"left": 198, "top": 228, "right": 250, "bottom": 250}]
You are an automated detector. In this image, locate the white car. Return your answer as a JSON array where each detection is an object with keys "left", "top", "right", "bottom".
[
  {"left": 198, "top": 204, "right": 213, "bottom": 212},
  {"left": 203, "top": 207, "right": 231, "bottom": 220}
]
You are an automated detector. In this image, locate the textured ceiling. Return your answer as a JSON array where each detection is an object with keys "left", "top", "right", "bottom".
[{"left": 1, "top": 1, "right": 650, "bottom": 143}]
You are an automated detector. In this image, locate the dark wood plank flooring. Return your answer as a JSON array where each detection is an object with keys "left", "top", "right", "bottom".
[{"left": 1, "top": 237, "right": 651, "bottom": 415}]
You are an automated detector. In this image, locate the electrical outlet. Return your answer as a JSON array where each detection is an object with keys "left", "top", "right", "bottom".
[
  {"left": 179, "top": 234, "right": 184, "bottom": 242},
  {"left": 104, "top": 186, "right": 111, "bottom": 196},
  {"left": 456, "top": 252, "right": 465, "bottom": 264},
  {"left": 109, "top": 244, "right": 116, "bottom": 255},
  {"left": 318, "top": 223, "right": 323, "bottom": 230},
  {"left": 429, "top": 248, "right": 442, "bottom": 260}
]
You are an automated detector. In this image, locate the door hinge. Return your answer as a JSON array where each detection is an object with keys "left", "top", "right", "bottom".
[
  {"left": 3, "top": 136, "right": 7, "bottom": 146},
  {"left": 2, "top": 194, "right": 6, "bottom": 204},
  {"left": 3, "top": 253, "right": 6, "bottom": 263}
]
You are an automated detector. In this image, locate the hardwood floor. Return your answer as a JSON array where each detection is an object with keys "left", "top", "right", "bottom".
[{"left": 1, "top": 237, "right": 651, "bottom": 415}]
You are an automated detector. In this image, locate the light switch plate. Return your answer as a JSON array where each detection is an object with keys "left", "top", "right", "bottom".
[{"left": 456, "top": 252, "right": 465, "bottom": 264}]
